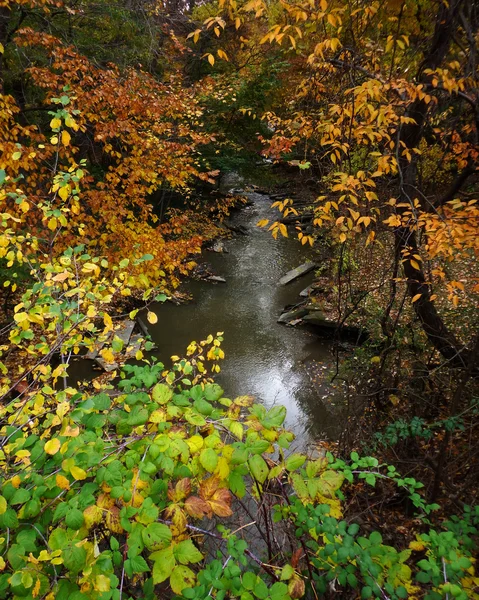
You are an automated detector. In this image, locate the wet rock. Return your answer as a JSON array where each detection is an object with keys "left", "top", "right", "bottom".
[
  {"left": 207, "top": 275, "right": 226, "bottom": 283},
  {"left": 299, "top": 285, "right": 313, "bottom": 297},
  {"left": 301, "top": 312, "right": 368, "bottom": 343},
  {"left": 223, "top": 221, "right": 248, "bottom": 235},
  {"left": 277, "top": 307, "right": 309, "bottom": 324},
  {"left": 279, "top": 261, "right": 316, "bottom": 285},
  {"left": 208, "top": 240, "right": 228, "bottom": 253},
  {"left": 219, "top": 171, "right": 244, "bottom": 193},
  {"left": 301, "top": 312, "right": 329, "bottom": 325}
]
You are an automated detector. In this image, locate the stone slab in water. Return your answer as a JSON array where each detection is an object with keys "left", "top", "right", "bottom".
[
  {"left": 277, "top": 307, "right": 308, "bottom": 324},
  {"left": 279, "top": 261, "right": 316, "bottom": 285},
  {"left": 85, "top": 319, "right": 135, "bottom": 360},
  {"left": 300, "top": 285, "right": 313, "bottom": 297}
]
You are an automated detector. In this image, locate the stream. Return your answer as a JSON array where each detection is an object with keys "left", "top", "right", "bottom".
[
  {"left": 69, "top": 191, "right": 341, "bottom": 443},
  {"left": 142, "top": 192, "right": 340, "bottom": 443}
]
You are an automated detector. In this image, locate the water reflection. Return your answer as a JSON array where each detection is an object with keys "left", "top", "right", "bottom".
[{"left": 147, "top": 193, "right": 340, "bottom": 442}]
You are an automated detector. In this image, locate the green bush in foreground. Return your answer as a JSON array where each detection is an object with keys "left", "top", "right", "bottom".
[{"left": 1, "top": 341, "right": 478, "bottom": 600}]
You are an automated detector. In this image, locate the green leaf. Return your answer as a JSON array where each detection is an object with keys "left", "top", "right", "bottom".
[
  {"left": 152, "top": 383, "right": 173, "bottom": 405},
  {"left": 111, "top": 336, "right": 124, "bottom": 353},
  {"left": 170, "top": 565, "right": 196, "bottom": 594},
  {"left": 142, "top": 523, "right": 172, "bottom": 550},
  {"left": 65, "top": 508, "right": 84, "bottom": 530},
  {"left": 204, "top": 383, "right": 224, "bottom": 401},
  {"left": 270, "top": 582, "right": 289, "bottom": 600},
  {"left": 229, "top": 421, "right": 244, "bottom": 440},
  {"left": 62, "top": 544, "right": 87, "bottom": 574},
  {"left": 369, "top": 531, "right": 382, "bottom": 545},
  {"left": 265, "top": 405, "right": 286, "bottom": 427},
  {"left": 248, "top": 455, "right": 268, "bottom": 483},
  {"left": 229, "top": 470, "right": 246, "bottom": 498},
  {"left": 253, "top": 578, "right": 269, "bottom": 599},
  {"left": 49, "top": 528, "right": 68, "bottom": 551},
  {"left": 242, "top": 572, "right": 257, "bottom": 590},
  {"left": 200, "top": 448, "right": 218, "bottom": 472},
  {"left": 285, "top": 453, "right": 306, "bottom": 471},
  {"left": 125, "top": 556, "right": 149, "bottom": 577},
  {"left": 194, "top": 398, "right": 213, "bottom": 416},
  {"left": 173, "top": 539, "right": 203, "bottom": 565},
  {"left": 361, "top": 586, "right": 373, "bottom": 599},
  {"left": 1, "top": 508, "right": 18, "bottom": 528},
  {"left": 280, "top": 564, "right": 294, "bottom": 580},
  {"left": 10, "top": 488, "right": 31, "bottom": 505},
  {"left": 151, "top": 547, "right": 175, "bottom": 584}
]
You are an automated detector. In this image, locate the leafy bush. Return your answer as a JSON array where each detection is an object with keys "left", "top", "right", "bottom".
[{"left": 1, "top": 348, "right": 478, "bottom": 599}]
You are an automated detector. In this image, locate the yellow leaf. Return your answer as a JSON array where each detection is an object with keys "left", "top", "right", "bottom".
[
  {"left": 44, "top": 438, "right": 61, "bottom": 455},
  {"left": 0, "top": 43, "right": 4, "bottom": 54},
  {"left": 65, "top": 115, "right": 79, "bottom": 131},
  {"left": 0, "top": 557, "right": 5, "bottom": 571},
  {"left": 52, "top": 271, "right": 70, "bottom": 282},
  {"left": 339, "top": 232, "right": 346, "bottom": 243},
  {"left": 217, "top": 49, "right": 229, "bottom": 61},
  {"left": 412, "top": 293, "right": 422, "bottom": 303},
  {"left": 409, "top": 540, "right": 426, "bottom": 551},
  {"left": 61, "top": 130, "right": 71, "bottom": 146},
  {"left": 100, "top": 348, "right": 115, "bottom": 363},
  {"left": 147, "top": 311, "right": 158, "bottom": 324},
  {"left": 50, "top": 136, "right": 59, "bottom": 145},
  {"left": 103, "top": 312, "right": 113, "bottom": 330},
  {"left": 56, "top": 474, "right": 70, "bottom": 490},
  {"left": 58, "top": 186, "right": 69, "bottom": 201},
  {"left": 410, "top": 260, "right": 420, "bottom": 270},
  {"left": 208, "top": 54, "right": 215, "bottom": 66},
  {"left": 12, "top": 151, "right": 21, "bottom": 160},
  {"left": 48, "top": 217, "right": 58, "bottom": 231},
  {"left": 50, "top": 118, "right": 62, "bottom": 130},
  {"left": 95, "top": 575, "right": 111, "bottom": 592},
  {"left": 71, "top": 465, "right": 87, "bottom": 480}
]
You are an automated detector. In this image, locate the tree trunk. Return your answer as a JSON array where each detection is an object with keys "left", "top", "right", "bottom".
[{"left": 394, "top": 0, "right": 475, "bottom": 368}]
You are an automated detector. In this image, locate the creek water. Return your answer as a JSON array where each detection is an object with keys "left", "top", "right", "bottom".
[
  {"left": 69, "top": 191, "right": 340, "bottom": 443},
  {"left": 141, "top": 192, "right": 339, "bottom": 443}
]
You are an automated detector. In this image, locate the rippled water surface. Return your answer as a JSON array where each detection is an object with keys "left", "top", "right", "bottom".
[{"left": 145, "top": 193, "right": 338, "bottom": 441}]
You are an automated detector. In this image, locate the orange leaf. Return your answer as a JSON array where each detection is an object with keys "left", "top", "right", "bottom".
[
  {"left": 208, "top": 488, "right": 233, "bottom": 517},
  {"left": 185, "top": 496, "right": 211, "bottom": 518}
]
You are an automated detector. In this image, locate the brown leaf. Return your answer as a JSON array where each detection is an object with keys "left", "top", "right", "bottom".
[
  {"left": 176, "top": 478, "right": 192, "bottom": 500},
  {"left": 165, "top": 504, "right": 187, "bottom": 534},
  {"left": 288, "top": 575, "right": 305, "bottom": 599},
  {"left": 185, "top": 496, "right": 212, "bottom": 519},
  {"left": 208, "top": 488, "right": 232, "bottom": 517},
  {"left": 106, "top": 506, "right": 123, "bottom": 533},
  {"left": 291, "top": 548, "right": 303, "bottom": 569},
  {"left": 199, "top": 475, "right": 220, "bottom": 501}
]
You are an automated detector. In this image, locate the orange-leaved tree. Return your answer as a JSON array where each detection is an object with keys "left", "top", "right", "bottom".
[{"left": 194, "top": 0, "right": 479, "bottom": 369}]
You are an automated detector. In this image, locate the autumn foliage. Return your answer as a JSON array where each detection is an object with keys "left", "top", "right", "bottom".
[{"left": 0, "top": 0, "right": 479, "bottom": 598}]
